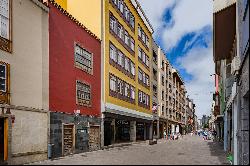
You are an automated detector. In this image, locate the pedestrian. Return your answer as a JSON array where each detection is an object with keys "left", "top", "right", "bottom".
[{"left": 163, "top": 131, "right": 167, "bottom": 139}]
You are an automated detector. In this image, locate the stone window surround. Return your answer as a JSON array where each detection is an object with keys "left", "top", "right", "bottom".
[
  {"left": 76, "top": 80, "right": 92, "bottom": 108},
  {"left": 74, "top": 42, "right": 93, "bottom": 75}
]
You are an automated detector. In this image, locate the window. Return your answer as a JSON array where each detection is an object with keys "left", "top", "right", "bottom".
[
  {"left": 119, "top": 0, "right": 124, "bottom": 13},
  {"left": 117, "top": 23, "right": 124, "bottom": 40},
  {"left": 76, "top": 81, "right": 91, "bottom": 106},
  {"left": 130, "top": 14, "right": 135, "bottom": 29},
  {"left": 145, "top": 56, "right": 149, "bottom": 67},
  {"left": 75, "top": 44, "right": 93, "bottom": 74},
  {"left": 125, "top": 57, "right": 130, "bottom": 72},
  {"left": 131, "top": 61, "right": 135, "bottom": 76},
  {"left": 138, "top": 90, "right": 150, "bottom": 108},
  {"left": 145, "top": 75, "right": 149, "bottom": 86},
  {"left": 142, "top": 72, "right": 146, "bottom": 84},
  {"left": 124, "top": 30, "right": 129, "bottom": 46},
  {"left": 130, "top": 38, "right": 135, "bottom": 51},
  {"left": 110, "top": 14, "right": 117, "bottom": 33},
  {"left": 117, "top": 78, "right": 123, "bottom": 95},
  {"left": 124, "top": 5, "right": 129, "bottom": 20},
  {"left": 125, "top": 83, "right": 130, "bottom": 97},
  {"left": 139, "top": 91, "right": 142, "bottom": 103},
  {"left": 118, "top": 51, "right": 124, "bottom": 67},
  {"left": 138, "top": 47, "right": 142, "bottom": 59},
  {"left": 131, "top": 86, "right": 135, "bottom": 100},
  {"left": 138, "top": 26, "right": 141, "bottom": 37},
  {"left": 142, "top": 51, "right": 146, "bottom": 63},
  {"left": 138, "top": 68, "right": 143, "bottom": 81},
  {"left": 141, "top": 31, "right": 145, "bottom": 43},
  {"left": 0, "top": 64, "right": 6, "bottom": 92},
  {"left": 110, "top": 43, "right": 117, "bottom": 62},
  {"left": 0, "top": 0, "right": 10, "bottom": 39},
  {"left": 110, "top": 74, "right": 116, "bottom": 92},
  {"left": 146, "top": 36, "right": 149, "bottom": 48}
]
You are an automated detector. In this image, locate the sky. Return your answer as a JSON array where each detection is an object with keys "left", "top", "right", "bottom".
[{"left": 138, "top": 0, "right": 215, "bottom": 119}]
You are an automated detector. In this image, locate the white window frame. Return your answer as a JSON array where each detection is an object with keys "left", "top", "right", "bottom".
[
  {"left": 75, "top": 44, "right": 93, "bottom": 74},
  {"left": 124, "top": 30, "right": 129, "bottom": 46},
  {"left": 110, "top": 75, "right": 116, "bottom": 92},
  {"left": 76, "top": 80, "right": 91, "bottom": 106},
  {"left": 110, "top": 43, "right": 117, "bottom": 62},
  {"left": 131, "top": 61, "right": 135, "bottom": 76},
  {"left": 131, "top": 86, "right": 135, "bottom": 100},
  {"left": 130, "top": 37, "right": 135, "bottom": 51},
  {"left": 0, "top": 0, "right": 10, "bottom": 39},
  {"left": 0, "top": 64, "right": 7, "bottom": 92}
]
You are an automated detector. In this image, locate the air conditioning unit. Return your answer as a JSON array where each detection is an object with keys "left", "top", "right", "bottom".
[{"left": 231, "top": 56, "right": 240, "bottom": 75}]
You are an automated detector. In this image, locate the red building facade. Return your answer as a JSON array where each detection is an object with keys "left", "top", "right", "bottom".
[
  {"left": 48, "top": 1, "right": 101, "bottom": 157},
  {"left": 49, "top": 2, "right": 101, "bottom": 116}
]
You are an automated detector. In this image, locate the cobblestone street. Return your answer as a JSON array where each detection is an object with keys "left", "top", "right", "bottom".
[{"left": 30, "top": 135, "right": 230, "bottom": 165}]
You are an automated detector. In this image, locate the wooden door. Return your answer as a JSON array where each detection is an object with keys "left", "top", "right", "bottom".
[
  {"left": 88, "top": 126, "right": 100, "bottom": 151},
  {"left": 62, "top": 124, "right": 75, "bottom": 156}
]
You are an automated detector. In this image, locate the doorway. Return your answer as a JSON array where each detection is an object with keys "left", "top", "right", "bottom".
[
  {"left": 0, "top": 117, "right": 7, "bottom": 164},
  {"left": 0, "top": 118, "right": 4, "bottom": 163},
  {"left": 88, "top": 126, "right": 100, "bottom": 151},
  {"left": 104, "top": 121, "right": 112, "bottom": 146}
]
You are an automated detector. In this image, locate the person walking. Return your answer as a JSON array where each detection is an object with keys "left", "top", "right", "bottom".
[{"left": 163, "top": 131, "right": 167, "bottom": 139}]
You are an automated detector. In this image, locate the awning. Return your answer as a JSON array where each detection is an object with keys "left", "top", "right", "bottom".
[{"left": 213, "top": 3, "right": 236, "bottom": 62}]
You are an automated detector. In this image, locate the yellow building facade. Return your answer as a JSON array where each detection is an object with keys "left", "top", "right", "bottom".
[{"left": 55, "top": 0, "right": 154, "bottom": 146}]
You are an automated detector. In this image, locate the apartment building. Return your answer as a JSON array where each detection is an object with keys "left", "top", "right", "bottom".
[
  {"left": 54, "top": 0, "right": 154, "bottom": 146},
  {"left": 151, "top": 40, "right": 189, "bottom": 138},
  {"left": 152, "top": 40, "right": 159, "bottom": 138},
  {"left": 48, "top": 1, "right": 101, "bottom": 157},
  {"left": 0, "top": 0, "right": 49, "bottom": 164},
  {"left": 213, "top": 0, "right": 249, "bottom": 164}
]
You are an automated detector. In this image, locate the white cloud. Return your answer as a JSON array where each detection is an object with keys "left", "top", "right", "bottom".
[
  {"left": 176, "top": 45, "right": 215, "bottom": 119},
  {"left": 138, "top": 0, "right": 214, "bottom": 119},
  {"left": 137, "top": 0, "right": 175, "bottom": 38},
  {"left": 138, "top": 0, "right": 213, "bottom": 50}
]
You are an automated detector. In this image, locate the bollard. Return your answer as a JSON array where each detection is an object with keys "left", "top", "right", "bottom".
[{"left": 48, "top": 144, "right": 55, "bottom": 159}]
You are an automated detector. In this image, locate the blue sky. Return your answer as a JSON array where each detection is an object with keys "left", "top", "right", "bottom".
[{"left": 138, "top": 0, "right": 215, "bottom": 119}]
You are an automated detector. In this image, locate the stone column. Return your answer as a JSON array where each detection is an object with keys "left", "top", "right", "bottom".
[
  {"left": 149, "top": 122, "right": 153, "bottom": 140},
  {"left": 157, "top": 120, "right": 160, "bottom": 139},
  {"left": 100, "top": 113, "right": 105, "bottom": 148},
  {"left": 130, "top": 121, "right": 136, "bottom": 142},
  {"left": 144, "top": 123, "right": 147, "bottom": 140}
]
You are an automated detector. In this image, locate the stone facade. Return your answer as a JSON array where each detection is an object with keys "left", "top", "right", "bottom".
[{"left": 49, "top": 112, "right": 101, "bottom": 158}]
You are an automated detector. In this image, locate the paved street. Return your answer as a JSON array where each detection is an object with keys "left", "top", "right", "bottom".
[{"left": 30, "top": 135, "right": 229, "bottom": 165}]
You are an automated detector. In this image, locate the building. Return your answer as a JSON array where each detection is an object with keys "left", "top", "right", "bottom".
[
  {"left": 48, "top": 1, "right": 101, "bottom": 157},
  {"left": 0, "top": 0, "right": 49, "bottom": 164},
  {"left": 54, "top": 0, "right": 154, "bottom": 146},
  {"left": 151, "top": 40, "right": 189, "bottom": 138},
  {"left": 151, "top": 40, "right": 159, "bottom": 138},
  {"left": 213, "top": 0, "right": 249, "bottom": 164},
  {"left": 185, "top": 97, "right": 195, "bottom": 133}
]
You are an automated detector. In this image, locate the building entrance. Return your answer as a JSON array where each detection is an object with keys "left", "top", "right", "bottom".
[
  {"left": 115, "top": 120, "right": 130, "bottom": 143},
  {"left": 0, "top": 118, "right": 4, "bottom": 163}
]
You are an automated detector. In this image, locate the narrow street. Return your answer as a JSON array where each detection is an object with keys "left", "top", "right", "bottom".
[{"left": 30, "top": 135, "right": 230, "bottom": 165}]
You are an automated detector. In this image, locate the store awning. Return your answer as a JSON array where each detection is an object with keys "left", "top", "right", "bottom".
[{"left": 213, "top": 3, "right": 236, "bottom": 62}]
